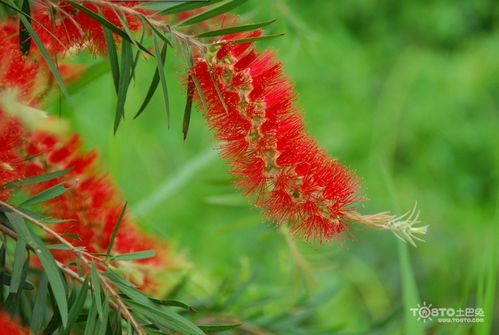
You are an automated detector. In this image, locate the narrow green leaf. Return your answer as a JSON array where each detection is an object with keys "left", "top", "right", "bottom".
[
  {"left": 106, "top": 269, "right": 152, "bottom": 306},
  {"left": 91, "top": 262, "right": 104, "bottom": 321},
  {"left": 84, "top": 299, "right": 98, "bottom": 335},
  {"left": 115, "top": 12, "right": 143, "bottom": 81},
  {"left": 382, "top": 159, "right": 425, "bottom": 335},
  {"left": 133, "top": 42, "right": 167, "bottom": 120},
  {"left": 207, "top": 63, "right": 228, "bottom": 112},
  {"left": 7, "top": 168, "right": 72, "bottom": 187},
  {"left": 6, "top": 211, "right": 68, "bottom": 326},
  {"left": 114, "top": 39, "right": 132, "bottom": 133},
  {"left": 112, "top": 250, "right": 155, "bottom": 262},
  {"left": 178, "top": 0, "right": 248, "bottom": 27},
  {"left": 95, "top": 295, "right": 110, "bottom": 335},
  {"left": 0, "top": 273, "right": 33, "bottom": 289},
  {"left": 106, "top": 202, "right": 127, "bottom": 256},
  {"left": 43, "top": 310, "right": 62, "bottom": 335},
  {"left": 198, "top": 324, "right": 241, "bottom": 333},
  {"left": 31, "top": 274, "right": 48, "bottom": 333},
  {"left": 18, "top": 262, "right": 32, "bottom": 314},
  {"left": 18, "top": 0, "right": 31, "bottom": 54},
  {"left": 398, "top": 242, "right": 424, "bottom": 335},
  {"left": 103, "top": 25, "right": 120, "bottom": 94},
  {"left": 142, "top": 15, "right": 173, "bottom": 47},
  {"left": 68, "top": 1, "right": 152, "bottom": 55},
  {"left": 197, "top": 19, "right": 276, "bottom": 38},
  {"left": 18, "top": 15, "right": 71, "bottom": 102},
  {"left": 47, "top": 244, "right": 84, "bottom": 251},
  {"left": 9, "top": 238, "right": 26, "bottom": 294},
  {"left": 116, "top": 12, "right": 140, "bottom": 51},
  {"left": 150, "top": 298, "right": 195, "bottom": 311},
  {"left": 213, "top": 33, "right": 285, "bottom": 46},
  {"left": 131, "top": 28, "right": 146, "bottom": 81},
  {"left": 127, "top": 301, "right": 205, "bottom": 335},
  {"left": 134, "top": 75, "right": 159, "bottom": 118},
  {"left": 182, "top": 75, "right": 194, "bottom": 140},
  {"left": 152, "top": 35, "right": 170, "bottom": 126},
  {"left": 4, "top": 291, "right": 19, "bottom": 315},
  {"left": 17, "top": 207, "right": 73, "bottom": 224},
  {"left": 155, "top": 0, "right": 225, "bottom": 16},
  {"left": 105, "top": 268, "right": 136, "bottom": 289},
  {"left": 146, "top": 330, "right": 174, "bottom": 335},
  {"left": 191, "top": 73, "right": 208, "bottom": 113},
  {"left": 21, "top": 182, "right": 70, "bottom": 207},
  {"left": 64, "top": 276, "right": 89, "bottom": 334},
  {"left": 61, "top": 233, "right": 81, "bottom": 241},
  {"left": 90, "top": 253, "right": 110, "bottom": 257},
  {"left": 111, "top": 310, "right": 122, "bottom": 335},
  {"left": 47, "top": 245, "right": 70, "bottom": 251}
]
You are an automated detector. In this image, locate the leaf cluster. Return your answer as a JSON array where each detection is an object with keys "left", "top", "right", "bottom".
[{"left": 0, "top": 170, "right": 240, "bottom": 334}]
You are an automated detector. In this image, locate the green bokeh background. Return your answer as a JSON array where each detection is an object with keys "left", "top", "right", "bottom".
[{"left": 47, "top": 1, "right": 498, "bottom": 334}]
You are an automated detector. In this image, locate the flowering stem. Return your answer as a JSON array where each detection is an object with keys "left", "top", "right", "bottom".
[
  {"left": 43, "top": 0, "right": 208, "bottom": 51},
  {"left": 0, "top": 200, "right": 146, "bottom": 335}
]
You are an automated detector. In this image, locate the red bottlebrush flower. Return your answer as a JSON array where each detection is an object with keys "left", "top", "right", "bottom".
[
  {"left": 0, "top": 309, "right": 28, "bottom": 335},
  {"left": 0, "top": 20, "right": 89, "bottom": 106},
  {"left": 0, "top": 109, "right": 25, "bottom": 201},
  {"left": 32, "top": 1, "right": 143, "bottom": 54},
  {"left": 0, "top": 21, "right": 44, "bottom": 102},
  {"left": 192, "top": 31, "right": 360, "bottom": 244},
  {"left": 24, "top": 132, "right": 173, "bottom": 290}
]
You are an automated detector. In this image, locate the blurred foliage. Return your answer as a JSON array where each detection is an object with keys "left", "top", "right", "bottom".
[{"left": 44, "top": 0, "right": 498, "bottom": 334}]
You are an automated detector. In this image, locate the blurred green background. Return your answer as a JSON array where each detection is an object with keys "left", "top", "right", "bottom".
[{"left": 46, "top": 0, "right": 498, "bottom": 334}]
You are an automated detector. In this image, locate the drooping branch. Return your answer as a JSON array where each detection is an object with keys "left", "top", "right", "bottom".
[
  {"left": 40, "top": 0, "right": 208, "bottom": 52},
  {"left": 191, "top": 32, "right": 428, "bottom": 245},
  {"left": 0, "top": 200, "right": 146, "bottom": 335}
]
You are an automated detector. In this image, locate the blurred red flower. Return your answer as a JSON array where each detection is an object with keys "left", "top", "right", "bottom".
[{"left": 0, "top": 309, "right": 28, "bottom": 335}]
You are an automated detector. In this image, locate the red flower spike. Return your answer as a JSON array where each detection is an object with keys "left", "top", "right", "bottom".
[
  {"left": 192, "top": 31, "right": 360, "bottom": 244},
  {"left": 0, "top": 21, "right": 44, "bottom": 103},
  {"left": 32, "top": 1, "right": 143, "bottom": 54}
]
